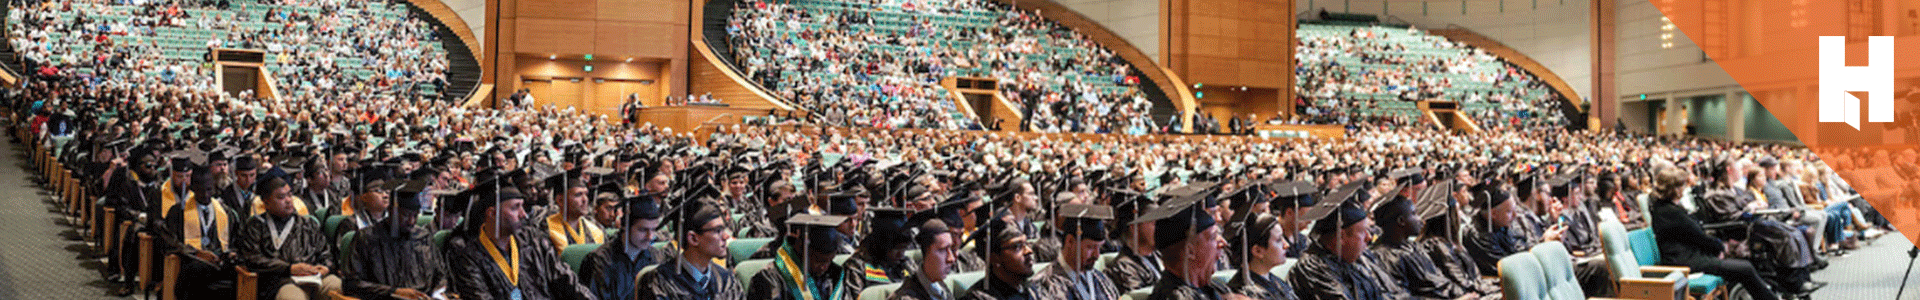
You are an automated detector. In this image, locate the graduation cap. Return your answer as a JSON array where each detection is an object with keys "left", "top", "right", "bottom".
[
  {"left": 167, "top": 149, "right": 204, "bottom": 171},
  {"left": 392, "top": 179, "right": 431, "bottom": 211},
  {"left": 1413, "top": 180, "right": 1456, "bottom": 222},
  {"left": 1268, "top": 180, "right": 1318, "bottom": 210},
  {"left": 1468, "top": 181, "right": 1511, "bottom": 210},
  {"left": 1134, "top": 196, "right": 1215, "bottom": 251},
  {"left": 1547, "top": 172, "right": 1578, "bottom": 198},
  {"left": 625, "top": 193, "right": 663, "bottom": 221},
  {"left": 787, "top": 214, "right": 850, "bottom": 256},
  {"left": 823, "top": 189, "right": 861, "bottom": 216},
  {"left": 1306, "top": 181, "right": 1367, "bottom": 235},
  {"left": 1222, "top": 183, "right": 1271, "bottom": 216},
  {"left": 1055, "top": 204, "right": 1112, "bottom": 241},
  {"left": 1389, "top": 167, "right": 1425, "bottom": 185},
  {"left": 863, "top": 207, "right": 919, "bottom": 251},
  {"left": 666, "top": 198, "right": 725, "bottom": 237}
]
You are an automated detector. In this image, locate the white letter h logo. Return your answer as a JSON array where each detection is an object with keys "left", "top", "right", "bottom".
[{"left": 1819, "top": 36, "right": 1894, "bottom": 130}]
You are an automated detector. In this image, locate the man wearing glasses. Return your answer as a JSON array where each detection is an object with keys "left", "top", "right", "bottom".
[
  {"left": 582, "top": 194, "right": 668, "bottom": 300},
  {"left": 633, "top": 199, "right": 744, "bottom": 300}
]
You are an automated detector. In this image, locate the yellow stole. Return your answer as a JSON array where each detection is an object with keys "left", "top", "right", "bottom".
[
  {"left": 479, "top": 233, "right": 521, "bottom": 286},
  {"left": 546, "top": 214, "right": 605, "bottom": 249},
  {"left": 159, "top": 180, "right": 187, "bottom": 216},
  {"left": 182, "top": 200, "right": 232, "bottom": 252},
  {"left": 250, "top": 195, "right": 311, "bottom": 216}
]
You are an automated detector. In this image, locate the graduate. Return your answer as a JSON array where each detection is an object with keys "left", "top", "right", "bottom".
[
  {"left": 1030, "top": 204, "right": 1121, "bottom": 300},
  {"left": 444, "top": 180, "right": 596, "bottom": 300},
  {"left": 631, "top": 199, "right": 746, "bottom": 300},
  {"left": 843, "top": 207, "right": 917, "bottom": 285},
  {"left": 1368, "top": 180, "right": 1488, "bottom": 300},
  {"left": 746, "top": 214, "right": 866, "bottom": 300},
  {"left": 233, "top": 176, "right": 341, "bottom": 300},
  {"left": 1140, "top": 195, "right": 1245, "bottom": 300},
  {"left": 1287, "top": 181, "right": 1410, "bottom": 300},
  {"left": 1223, "top": 209, "right": 1297, "bottom": 300},
  {"left": 579, "top": 191, "right": 664, "bottom": 300},
  {"left": 959, "top": 215, "right": 1040, "bottom": 300},
  {"left": 341, "top": 178, "right": 453, "bottom": 300},
  {"left": 1104, "top": 189, "right": 1162, "bottom": 292},
  {"left": 890, "top": 217, "right": 958, "bottom": 300}
]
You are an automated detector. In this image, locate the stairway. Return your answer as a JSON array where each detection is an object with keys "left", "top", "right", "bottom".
[
  {"left": 0, "top": 0, "right": 24, "bottom": 77},
  {"left": 403, "top": 3, "right": 482, "bottom": 103}
]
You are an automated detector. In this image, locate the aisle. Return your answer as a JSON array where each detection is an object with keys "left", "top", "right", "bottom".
[
  {"left": 1814, "top": 232, "right": 1919, "bottom": 299},
  {"left": 0, "top": 137, "right": 126, "bottom": 299}
]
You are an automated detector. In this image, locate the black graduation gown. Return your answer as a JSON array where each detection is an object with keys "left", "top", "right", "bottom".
[
  {"left": 959, "top": 274, "right": 1038, "bottom": 300},
  {"left": 234, "top": 213, "right": 334, "bottom": 300},
  {"left": 1287, "top": 245, "right": 1411, "bottom": 300},
  {"left": 842, "top": 253, "right": 912, "bottom": 286},
  {"left": 1415, "top": 237, "right": 1499, "bottom": 297},
  {"left": 1557, "top": 205, "right": 1601, "bottom": 255},
  {"left": 745, "top": 245, "right": 866, "bottom": 300},
  {"left": 1144, "top": 270, "right": 1233, "bottom": 300},
  {"left": 887, "top": 273, "right": 953, "bottom": 300},
  {"left": 1371, "top": 240, "right": 1466, "bottom": 300},
  {"left": 161, "top": 201, "right": 243, "bottom": 300},
  {"left": 632, "top": 251, "right": 746, "bottom": 300},
  {"left": 1030, "top": 262, "right": 1120, "bottom": 300},
  {"left": 444, "top": 227, "right": 598, "bottom": 300},
  {"left": 578, "top": 235, "right": 662, "bottom": 300},
  {"left": 1104, "top": 247, "right": 1161, "bottom": 292},
  {"left": 1462, "top": 218, "right": 1527, "bottom": 275},
  {"left": 342, "top": 219, "right": 449, "bottom": 300},
  {"left": 1226, "top": 269, "right": 1297, "bottom": 300}
]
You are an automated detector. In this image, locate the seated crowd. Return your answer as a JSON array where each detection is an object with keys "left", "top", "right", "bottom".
[
  {"left": 1291, "top": 24, "right": 1568, "bottom": 132},
  {"left": 726, "top": 0, "right": 1158, "bottom": 134},
  {"left": 7, "top": 0, "right": 450, "bottom": 102},
  {"left": 10, "top": 49, "right": 1889, "bottom": 300}
]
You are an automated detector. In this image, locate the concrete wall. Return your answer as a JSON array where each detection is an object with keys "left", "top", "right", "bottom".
[
  {"left": 1295, "top": 0, "right": 1594, "bottom": 104},
  {"left": 1054, "top": 0, "right": 1162, "bottom": 63}
]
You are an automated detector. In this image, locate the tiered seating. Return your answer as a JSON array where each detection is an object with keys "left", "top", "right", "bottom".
[
  {"left": 726, "top": 0, "right": 1158, "bottom": 133},
  {"left": 1295, "top": 23, "right": 1565, "bottom": 129},
  {"left": 7, "top": 0, "right": 449, "bottom": 100}
]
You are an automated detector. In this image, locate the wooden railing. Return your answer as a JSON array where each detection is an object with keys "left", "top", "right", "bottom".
[
  {"left": 462, "top": 83, "right": 495, "bottom": 108},
  {"left": 1429, "top": 27, "right": 1585, "bottom": 112}
]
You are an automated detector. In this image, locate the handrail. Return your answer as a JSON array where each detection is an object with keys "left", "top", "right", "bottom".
[{"left": 462, "top": 83, "right": 495, "bottom": 108}]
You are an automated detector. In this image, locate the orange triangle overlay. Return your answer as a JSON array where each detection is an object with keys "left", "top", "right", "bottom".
[{"left": 1650, "top": 0, "right": 1920, "bottom": 244}]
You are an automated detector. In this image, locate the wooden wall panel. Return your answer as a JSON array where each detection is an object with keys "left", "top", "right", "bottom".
[
  {"left": 598, "top": 0, "right": 688, "bottom": 23},
  {"left": 594, "top": 22, "right": 685, "bottom": 58},
  {"left": 517, "top": 0, "right": 597, "bottom": 20},
  {"left": 514, "top": 18, "right": 598, "bottom": 54}
]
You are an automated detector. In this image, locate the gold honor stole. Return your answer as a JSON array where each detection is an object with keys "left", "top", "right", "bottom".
[
  {"left": 159, "top": 180, "right": 186, "bottom": 216},
  {"left": 546, "top": 214, "right": 605, "bottom": 249},
  {"left": 480, "top": 233, "right": 522, "bottom": 286},
  {"left": 250, "top": 195, "right": 312, "bottom": 216},
  {"left": 182, "top": 200, "right": 232, "bottom": 252}
]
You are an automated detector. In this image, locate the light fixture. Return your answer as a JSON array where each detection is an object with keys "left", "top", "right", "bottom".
[
  {"left": 549, "top": 54, "right": 557, "bottom": 60},
  {"left": 625, "top": 57, "right": 634, "bottom": 63},
  {"left": 584, "top": 54, "right": 594, "bottom": 61}
]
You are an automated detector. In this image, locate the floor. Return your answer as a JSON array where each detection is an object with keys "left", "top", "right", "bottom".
[
  {"left": 1812, "top": 231, "right": 1920, "bottom": 299},
  {"left": 0, "top": 137, "right": 125, "bottom": 299}
]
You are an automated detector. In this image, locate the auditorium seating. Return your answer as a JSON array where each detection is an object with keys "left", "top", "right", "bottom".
[
  {"left": 724, "top": 0, "right": 1160, "bottom": 133},
  {"left": 1295, "top": 23, "right": 1565, "bottom": 128},
  {"left": 7, "top": 0, "right": 450, "bottom": 100}
]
